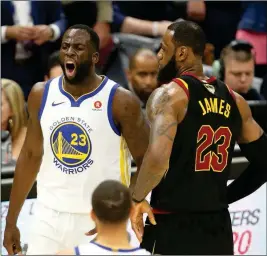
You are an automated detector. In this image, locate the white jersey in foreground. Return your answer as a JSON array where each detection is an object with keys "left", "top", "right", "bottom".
[
  {"left": 37, "top": 75, "right": 131, "bottom": 213},
  {"left": 74, "top": 241, "right": 151, "bottom": 255}
]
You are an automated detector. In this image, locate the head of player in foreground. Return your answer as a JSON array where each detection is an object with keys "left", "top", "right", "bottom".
[
  {"left": 59, "top": 24, "right": 100, "bottom": 85},
  {"left": 57, "top": 180, "right": 150, "bottom": 255},
  {"left": 157, "top": 20, "right": 206, "bottom": 84}
]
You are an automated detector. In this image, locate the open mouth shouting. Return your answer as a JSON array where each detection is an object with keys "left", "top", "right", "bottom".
[{"left": 65, "top": 61, "right": 76, "bottom": 78}]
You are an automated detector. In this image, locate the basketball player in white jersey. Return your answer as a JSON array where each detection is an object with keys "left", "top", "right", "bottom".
[
  {"left": 57, "top": 180, "right": 151, "bottom": 255},
  {"left": 3, "top": 24, "right": 150, "bottom": 255}
]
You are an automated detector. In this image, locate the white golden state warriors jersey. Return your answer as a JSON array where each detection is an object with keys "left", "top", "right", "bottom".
[
  {"left": 37, "top": 76, "right": 131, "bottom": 213},
  {"left": 75, "top": 241, "right": 151, "bottom": 255}
]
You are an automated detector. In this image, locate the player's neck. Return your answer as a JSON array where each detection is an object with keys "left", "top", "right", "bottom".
[
  {"left": 63, "top": 73, "right": 103, "bottom": 99},
  {"left": 95, "top": 223, "right": 132, "bottom": 249},
  {"left": 179, "top": 60, "right": 207, "bottom": 80}
]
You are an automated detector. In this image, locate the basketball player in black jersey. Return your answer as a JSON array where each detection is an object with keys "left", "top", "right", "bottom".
[{"left": 131, "top": 20, "right": 267, "bottom": 255}]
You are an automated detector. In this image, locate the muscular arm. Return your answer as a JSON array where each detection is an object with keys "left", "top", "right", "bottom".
[
  {"left": 6, "top": 83, "right": 45, "bottom": 226},
  {"left": 227, "top": 93, "right": 267, "bottom": 203},
  {"left": 132, "top": 84, "right": 188, "bottom": 202},
  {"left": 113, "top": 87, "right": 150, "bottom": 190}
]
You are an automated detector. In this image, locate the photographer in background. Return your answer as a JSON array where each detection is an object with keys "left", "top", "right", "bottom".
[{"left": 212, "top": 40, "right": 264, "bottom": 101}]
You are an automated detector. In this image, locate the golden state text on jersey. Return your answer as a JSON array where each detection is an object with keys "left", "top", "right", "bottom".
[{"left": 49, "top": 117, "right": 94, "bottom": 174}]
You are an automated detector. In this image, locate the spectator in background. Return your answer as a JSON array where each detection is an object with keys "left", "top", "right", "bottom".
[
  {"left": 126, "top": 49, "right": 159, "bottom": 108},
  {"left": 213, "top": 40, "right": 264, "bottom": 101},
  {"left": 1, "top": 1, "right": 67, "bottom": 99},
  {"left": 62, "top": 1, "right": 113, "bottom": 67},
  {"left": 1, "top": 79, "right": 27, "bottom": 160},
  {"left": 44, "top": 51, "right": 63, "bottom": 81},
  {"left": 236, "top": 2, "right": 267, "bottom": 78},
  {"left": 112, "top": 1, "right": 187, "bottom": 37},
  {"left": 192, "top": 1, "right": 242, "bottom": 59}
]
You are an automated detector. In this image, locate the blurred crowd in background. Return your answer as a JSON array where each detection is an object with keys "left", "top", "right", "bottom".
[{"left": 1, "top": 0, "right": 267, "bottom": 163}]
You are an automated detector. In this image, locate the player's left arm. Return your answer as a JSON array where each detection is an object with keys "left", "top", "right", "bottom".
[
  {"left": 132, "top": 83, "right": 188, "bottom": 202},
  {"left": 113, "top": 87, "right": 150, "bottom": 189}
]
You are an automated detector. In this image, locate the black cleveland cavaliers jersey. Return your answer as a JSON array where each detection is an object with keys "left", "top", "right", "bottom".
[{"left": 150, "top": 74, "right": 242, "bottom": 212}]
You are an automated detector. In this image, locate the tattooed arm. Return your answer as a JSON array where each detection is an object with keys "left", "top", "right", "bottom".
[{"left": 132, "top": 82, "right": 188, "bottom": 202}]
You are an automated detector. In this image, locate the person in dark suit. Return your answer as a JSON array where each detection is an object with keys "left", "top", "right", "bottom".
[{"left": 1, "top": 0, "right": 67, "bottom": 99}]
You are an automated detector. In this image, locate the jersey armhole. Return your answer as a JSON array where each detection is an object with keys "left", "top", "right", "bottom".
[
  {"left": 38, "top": 79, "right": 52, "bottom": 120},
  {"left": 107, "top": 84, "right": 121, "bottom": 136},
  {"left": 74, "top": 246, "right": 80, "bottom": 255},
  {"left": 172, "top": 78, "right": 190, "bottom": 99},
  {"left": 225, "top": 84, "right": 236, "bottom": 101}
]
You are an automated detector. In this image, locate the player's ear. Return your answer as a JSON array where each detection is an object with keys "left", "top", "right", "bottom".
[
  {"left": 176, "top": 46, "right": 188, "bottom": 62},
  {"left": 92, "top": 52, "right": 99, "bottom": 64},
  {"left": 90, "top": 210, "right": 96, "bottom": 221}
]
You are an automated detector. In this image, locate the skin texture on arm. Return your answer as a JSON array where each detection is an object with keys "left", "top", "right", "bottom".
[
  {"left": 235, "top": 92, "right": 263, "bottom": 143},
  {"left": 3, "top": 82, "right": 45, "bottom": 254},
  {"left": 113, "top": 87, "right": 150, "bottom": 191},
  {"left": 121, "top": 17, "right": 171, "bottom": 37},
  {"left": 132, "top": 82, "right": 188, "bottom": 202},
  {"left": 226, "top": 92, "right": 266, "bottom": 204}
]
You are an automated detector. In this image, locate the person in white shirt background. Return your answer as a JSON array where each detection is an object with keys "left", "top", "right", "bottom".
[{"left": 1, "top": 0, "right": 67, "bottom": 100}]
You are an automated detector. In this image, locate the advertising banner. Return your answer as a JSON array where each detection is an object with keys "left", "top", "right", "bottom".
[{"left": 1, "top": 183, "right": 266, "bottom": 255}]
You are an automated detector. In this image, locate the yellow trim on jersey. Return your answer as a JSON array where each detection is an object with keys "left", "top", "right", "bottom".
[
  {"left": 120, "top": 137, "right": 130, "bottom": 186},
  {"left": 177, "top": 78, "right": 189, "bottom": 90}
]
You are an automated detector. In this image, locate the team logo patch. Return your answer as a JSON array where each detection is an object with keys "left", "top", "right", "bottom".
[
  {"left": 50, "top": 121, "right": 93, "bottom": 174},
  {"left": 203, "top": 83, "right": 215, "bottom": 94},
  {"left": 93, "top": 101, "right": 102, "bottom": 111}
]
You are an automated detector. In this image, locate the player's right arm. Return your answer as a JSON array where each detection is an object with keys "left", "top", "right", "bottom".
[
  {"left": 3, "top": 82, "right": 45, "bottom": 255},
  {"left": 227, "top": 93, "right": 267, "bottom": 204}
]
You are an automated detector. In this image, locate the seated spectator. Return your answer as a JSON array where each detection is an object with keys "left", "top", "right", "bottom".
[
  {"left": 62, "top": 1, "right": 113, "bottom": 67},
  {"left": 112, "top": 1, "right": 187, "bottom": 37},
  {"left": 236, "top": 2, "right": 267, "bottom": 78},
  {"left": 45, "top": 51, "right": 63, "bottom": 80},
  {"left": 1, "top": 1, "right": 67, "bottom": 99},
  {"left": 126, "top": 49, "right": 159, "bottom": 108},
  {"left": 1, "top": 79, "right": 27, "bottom": 160},
  {"left": 212, "top": 40, "right": 264, "bottom": 101}
]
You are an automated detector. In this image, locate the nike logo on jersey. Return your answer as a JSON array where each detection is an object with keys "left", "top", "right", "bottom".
[{"left": 52, "top": 101, "right": 65, "bottom": 106}]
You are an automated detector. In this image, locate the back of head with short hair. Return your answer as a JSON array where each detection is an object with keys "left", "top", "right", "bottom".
[
  {"left": 92, "top": 180, "right": 132, "bottom": 224},
  {"left": 221, "top": 46, "right": 254, "bottom": 64},
  {"left": 129, "top": 48, "right": 157, "bottom": 69},
  {"left": 67, "top": 24, "right": 100, "bottom": 52},
  {"left": 168, "top": 20, "right": 206, "bottom": 57}
]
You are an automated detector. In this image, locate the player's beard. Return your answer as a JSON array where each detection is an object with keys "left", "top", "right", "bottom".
[
  {"left": 157, "top": 55, "right": 178, "bottom": 84},
  {"left": 61, "top": 60, "right": 91, "bottom": 85}
]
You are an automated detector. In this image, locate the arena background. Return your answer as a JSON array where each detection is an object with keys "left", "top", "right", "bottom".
[{"left": 1, "top": 0, "right": 267, "bottom": 255}]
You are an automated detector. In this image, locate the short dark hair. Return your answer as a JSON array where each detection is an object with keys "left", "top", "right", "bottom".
[
  {"left": 46, "top": 51, "right": 60, "bottom": 76},
  {"left": 221, "top": 40, "right": 254, "bottom": 63},
  {"left": 92, "top": 180, "right": 132, "bottom": 224},
  {"left": 67, "top": 24, "right": 100, "bottom": 52},
  {"left": 129, "top": 48, "right": 157, "bottom": 70},
  {"left": 168, "top": 20, "right": 206, "bottom": 57}
]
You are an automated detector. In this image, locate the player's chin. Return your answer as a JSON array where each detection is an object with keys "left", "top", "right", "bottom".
[{"left": 65, "top": 69, "right": 77, "bottom": 80}]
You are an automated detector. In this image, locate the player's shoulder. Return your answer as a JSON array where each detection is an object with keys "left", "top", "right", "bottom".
[
  {"left": 230, "top": 90, "right": 251, "bottom": 121},
  {"left": 112, "top": 84, "right": 142, "bottom": 113},
  {"left": 27, "top": 81, "right": 48, "bottom": 110},
  {"left": 149, "top": 81, "right": 189, "bottom": 108}
]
